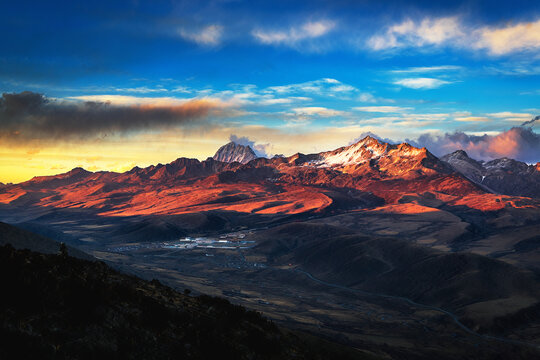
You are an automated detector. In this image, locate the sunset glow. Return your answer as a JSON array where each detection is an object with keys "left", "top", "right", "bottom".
[{"left": 1, "top": 1, "right": 539, "bottom": 183}]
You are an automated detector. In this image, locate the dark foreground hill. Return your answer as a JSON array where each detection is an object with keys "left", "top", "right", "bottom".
[
  {"left": 0, "top": 221, "right": 92, "bottom": 260},
  {"left": 0, "top": 243, "right": 377, "bottom": 359}
]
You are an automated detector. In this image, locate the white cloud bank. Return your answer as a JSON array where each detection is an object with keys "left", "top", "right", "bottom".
[{"left": 368, "top": 16, "right": 540, "bottom": 56}]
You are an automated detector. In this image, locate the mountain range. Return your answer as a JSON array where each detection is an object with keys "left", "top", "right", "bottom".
[
  {"left": 1, "top": 136, "right": 540, "bottom": 358},
  {"left": 1, "top": 136, "right": 537, "bottom": 218}
]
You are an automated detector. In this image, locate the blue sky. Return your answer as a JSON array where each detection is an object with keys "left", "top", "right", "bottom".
[{"left": 1, "top": 0, "right": 540, "bottom": 181}]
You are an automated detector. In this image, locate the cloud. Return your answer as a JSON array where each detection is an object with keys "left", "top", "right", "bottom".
[
  {"left": 486, "top": 112, "right": 533, "bottom": 122},
  {"left": 403, "top": 113, "right": 449, "bottom": 121},
  {"left": 259, "top": 98, "right": 293, "bottom": 105},
  {"left": 172, "top": 86, "right": 192, "bottom": 94},
  {"left": 368, "top": 16, "right": 463, "bottom": 50},
  {"left": 229, "top": 134, "right": 270, "bottom": 158},
  {"left": 178, "top": 25, "right": 223, "bottom": 46},
  {"left": 69, "top": 95, "right": 190, "bottom": 106},
  {"left": 252, "top": 20, "right": 335, "bottom": 46},
  {"left": 113, "top": 86, "right": 168, "bottom": 94},
  {"left": 358, "top": 93, "right": 376, "bottom": 103},
  {"left": 475, "top": 19, "right": 540, "bottom": 55},
  {"left": 394, "top": 77, "right": 451, "bottom": 89},
  {"left": 408, "top": 127, "right": 540, "bottom": 163},
  {"left": 0, "top": 91, "right": 227, "bottom": 144},
  {"left": 353, "top": 106, "right": 411, "bottom": 113},
  {"left": 265, "top": 78, "right": 357, "bottom": 97},
  {"left": 485, "top": 63, "right": 540, "bottom": 76},
  {"left": 292, "top": 106, "right": 347, "bottom": 117},
  {"left": 329, "top": 84, "right": 355, "bottom": 92},
  {"left": 522, "top": 115, "right": 540, "bottom": 126},
  {"left": 368, "top": 16, "right": 540, "bottom": 56},
  {"left": 390, "top": 65, "right": 462, "bottom": 73},
  {"left": 322, "top": 78, "right": 340, "bottom": 84},
  {"left": 454, "top": 116, "right": 490, "bottom": 122}
]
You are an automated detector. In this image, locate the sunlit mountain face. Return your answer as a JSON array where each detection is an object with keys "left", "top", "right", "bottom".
[{"left": 1, "top": 1, "right": 540, "bottom": 359}]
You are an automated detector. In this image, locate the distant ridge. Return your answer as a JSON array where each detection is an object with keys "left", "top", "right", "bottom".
[{"left": 442, "top": 150, "right": 540, "bottom": 198}]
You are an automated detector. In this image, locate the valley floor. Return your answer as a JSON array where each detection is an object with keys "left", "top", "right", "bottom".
[{"left": 2, "top": 203, "right": 540, "bottom": 359}]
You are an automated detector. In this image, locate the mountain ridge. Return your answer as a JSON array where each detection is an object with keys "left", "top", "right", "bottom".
[
  {"left": 441, "top": 150, "right": 540, "bottom": 198},
  {"left": 0, "top": 136, "right": 537, "bottom": 216}
]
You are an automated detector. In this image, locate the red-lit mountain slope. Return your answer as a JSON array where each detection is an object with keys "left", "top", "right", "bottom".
[{"left": 1, "top": 137, "right": 538, "bottom": 216}]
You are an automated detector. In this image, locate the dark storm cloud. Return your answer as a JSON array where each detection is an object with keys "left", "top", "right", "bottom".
[
  {"left": 0, "top": 91, "right": 222, "bottom": 143},
  {"left": 407, "top": 127, "right": 540, "bottom": 163},
  {"left": 521, "top": 115, "right": 540, "bottom": 126}
]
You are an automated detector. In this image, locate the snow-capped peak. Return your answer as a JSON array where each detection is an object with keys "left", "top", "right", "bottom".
[
  {"left": 319, "top": 137, "right": 387, "bottom": 166},
  {"left": 213, "top": 142, "right": 258, "bottom": 164},
  {"left": 309, "top": 136, "right": 427, "bottom": 168}
]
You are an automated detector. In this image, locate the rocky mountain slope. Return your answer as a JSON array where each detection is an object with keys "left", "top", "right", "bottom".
[
  {"left": 213, "top": 142, "right": 258, "bottom": 164},
  {"left": 1, "top": 136, "right": 537, "bottom": 217},
  {"left": 441, "top": 150, "right": 540, "bottom": 198},
  {"left": 310, "top": 136, "right": 447, "bottom": 176}
]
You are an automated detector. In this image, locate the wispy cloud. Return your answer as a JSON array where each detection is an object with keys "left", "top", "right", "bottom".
[
  {"left": 329, "top": 84, "right": 356, "bottom": 92},
  {"left": 393, "top": 77, "right": 451, "bottom": 89},
  {"left": 487, "top": 112, "right": 533, "bottom": 122},
  {"left": 356, "top": 92, "right": 396, "bottom": 104},
  {"left": 113, "top": 86, "right": 168, "bottom": 94},
  {"left": 178, "top": 25, "right": 223, "bottom": 46},
  {"left": 265, "top": 78, "right": 357, "bottom": 97},
  {"left": 258, "top": 98, "right": 294, "bottom": 105},
  {"left": 171, "top": 86, "right": 192, "bottom": 94},
  {"left": 454, "top": 116, "right": 490, "bottom": 122},
  {"left": 256, "top": 96, "right": 310, "bottom": 105},
  {"left": 390, "top": 65, "right": 462, "bottom": 73},
  {"left": 353, "top": 106, "right": 411, "bottom": 113},
  {"left": 323, "top": 78, "right": 340, "bottom": 84},
  {"left": 195, "top": 85, "right": 314, "bottom": 108},
  {"left": 69, "top": 95, "right": 191, "bottom": 106},
  {"left": 292, "top": 106, "right": 347, "bottom": 117},
  {"left": 404, "top": 113, "right": 449, "bottom": 121},
  {"left": 252, "top": 20, "right": 335, "bottom": 47},
  {"left": 358, "top": 93, "right": 377, "bottom": 103}
]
